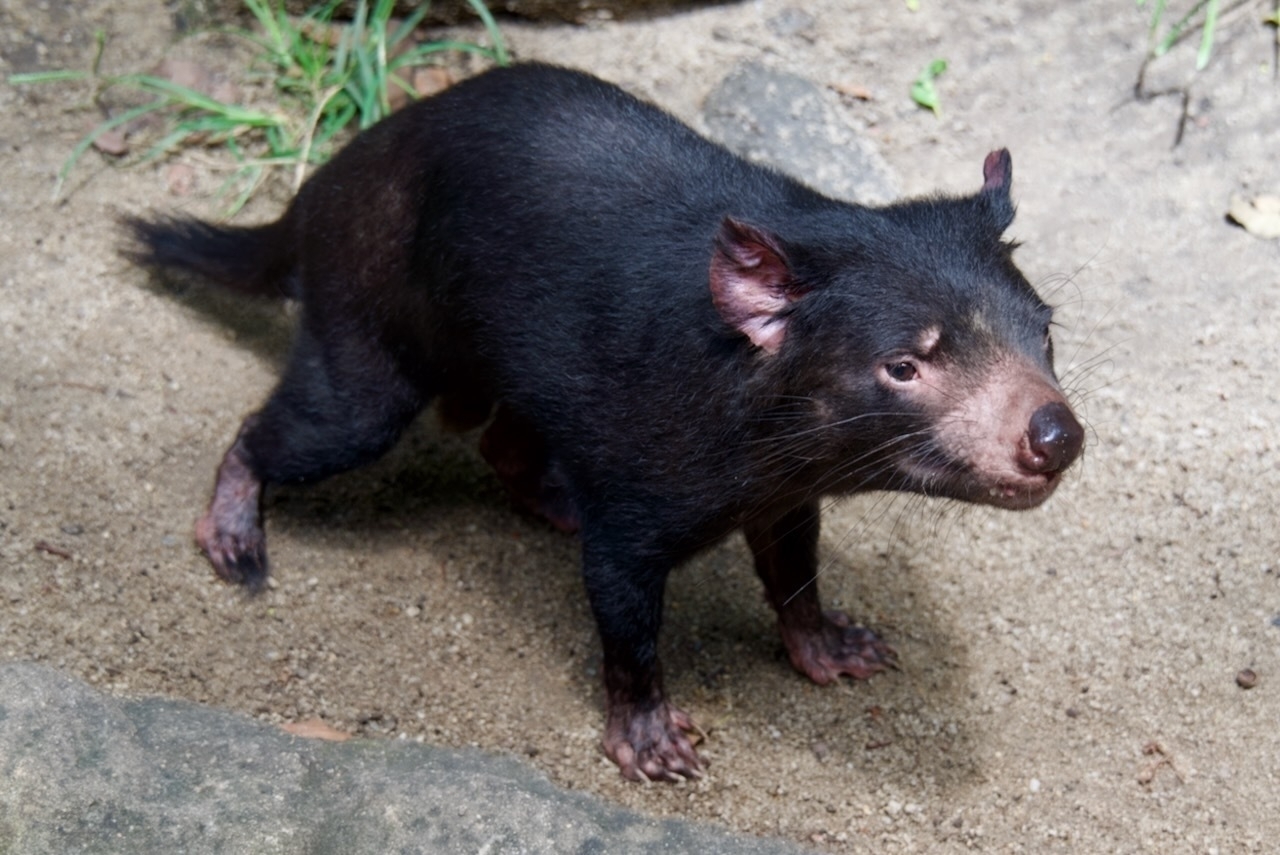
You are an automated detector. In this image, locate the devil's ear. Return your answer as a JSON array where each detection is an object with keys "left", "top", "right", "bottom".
[
  {"left": 980, "top": 148, "right": 1016, "bottom": 233},
  {"left": 708, "top": 218, "right": 802, "bottom": 354}
]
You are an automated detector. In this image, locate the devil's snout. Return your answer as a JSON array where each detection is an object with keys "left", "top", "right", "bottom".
[{"left": 1022, "top": 401, "right": 1084, "bottom": 475}]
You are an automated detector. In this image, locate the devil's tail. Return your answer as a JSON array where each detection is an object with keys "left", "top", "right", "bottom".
[{"left": 121, "top": 214, "right": 298, "bottom": 299}]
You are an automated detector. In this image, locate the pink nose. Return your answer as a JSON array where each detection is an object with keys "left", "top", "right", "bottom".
[{"left": 1022, "top": 402, "right": 1084, "bottom": 474}]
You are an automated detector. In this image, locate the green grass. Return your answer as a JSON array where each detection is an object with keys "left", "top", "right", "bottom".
[
  {"left": 1139, "top": 0, "right": 1222, "bottom": 70},
  {"left": 8, "top": 0, "right": 508, "bottom": 212}
]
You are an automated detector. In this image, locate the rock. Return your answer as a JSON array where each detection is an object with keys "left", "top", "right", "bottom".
[
  {"left": 702, "top": 62, "right": 898, "bottom": 205},
  {"left": 0, "top": 663, "right": 807, "bottom": 854}
]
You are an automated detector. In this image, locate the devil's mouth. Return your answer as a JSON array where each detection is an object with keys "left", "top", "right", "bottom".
[
  {"left": 977, "top": 472, "right": 1062, "bottom": 510},
  {"left": 894, "top": 457, "right": 1062, "bottom": 510}
]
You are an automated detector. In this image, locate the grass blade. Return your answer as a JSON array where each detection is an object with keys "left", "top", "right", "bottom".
[
  {"left": 9, "top": 70, "right": 89, "bottom": 85},
  {"left": 1154, "top": 0, "right": 1210, "bottom": 56},
  {"left": 19, "top": 0, "right": 508, "bottom": 208},
  {"left": 54, "top": 98, "right": 168, "bottom": 197},
  {"left": 466, "top": 0, "right": 510, "bottom": 65},
  {"left": 119, "top": 74, "right": 284, "bottom": 126},
  {"left": 1196, "top": 0, "right": 1219, "bottom": 69},
  {"left": 1144, "top": 0, "right": 1169, "bottom": 42},
  {"left": 390, "top": 3, "right": 432, "bottom": 48}
]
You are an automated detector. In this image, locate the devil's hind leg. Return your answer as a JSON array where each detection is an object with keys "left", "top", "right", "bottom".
[{"left": 197, "top": 327, "right": 426, "bottom": 589}]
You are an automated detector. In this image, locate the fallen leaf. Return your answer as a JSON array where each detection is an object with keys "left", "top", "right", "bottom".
[
  {"left": 92, "top": 128, "right": 129, "bottom": 156},
  {"left": 281, "top": 718, "right": 351, "bottom": 742},
  {"left": 830, "top": 81, "right": 874, "bottom": 101},
  {"left": 165, "top": 163, "right": 196, "bottom": 196},
  {"left": 911, "top": 58, "right": 948, "bottom": 115},
  {"left": 1228, "top": 194, "right": 1280, "bottom": 239},
  {"left": 154, "top": 58, "right": 218, "bottom": 98},
  {"left": 149, "top": 58, "right": 239, "bottom": 107},
  {"left": 34, "top": 540, "right": 74, "bottom": 560}
]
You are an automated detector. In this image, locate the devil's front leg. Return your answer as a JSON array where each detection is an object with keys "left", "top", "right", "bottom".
[
  {"left": 581, "top": 531, "right": 703, "bottom": 782},
  {"left": 744, "top": 500, "right": 896, "bottom": 684}
]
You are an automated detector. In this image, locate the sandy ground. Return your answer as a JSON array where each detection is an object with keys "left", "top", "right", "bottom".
[{"left": 3, "top": 0, "right": 1279, "bottom": 851}]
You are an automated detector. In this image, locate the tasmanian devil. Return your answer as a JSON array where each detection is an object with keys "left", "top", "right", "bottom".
[{"left": 124, "top": 62, "right": 1084, "bottom": 782}]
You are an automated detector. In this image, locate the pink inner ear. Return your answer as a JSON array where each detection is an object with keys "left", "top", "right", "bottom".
[
  {"left": 982, "top": 149, "right": 1012, "bottom": 194},
  {"left": 709, "top": 219, "right": 795, "bottom": 355}
]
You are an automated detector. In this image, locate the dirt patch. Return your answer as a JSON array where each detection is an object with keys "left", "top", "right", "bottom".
[{"left": 3, "top": 1, "right": 1278, "bottom": 851}]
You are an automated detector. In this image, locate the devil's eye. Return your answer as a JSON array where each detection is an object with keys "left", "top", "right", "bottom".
[{"left": 887, "top": 361, "right": 918, "bottom": 382}]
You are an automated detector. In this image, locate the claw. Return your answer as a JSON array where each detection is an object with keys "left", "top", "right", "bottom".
[
  {"left": 196, "top": 513, "right": 268, "bottom": 590},
  {"left": 604, "top": 699, "right": 705, "bottom": 782},
  {"left": 780, "top": 610, "right": 897, "bottom": 684},
  {"left": 196, "top": 438, "right": 268, "bottom": 590}
]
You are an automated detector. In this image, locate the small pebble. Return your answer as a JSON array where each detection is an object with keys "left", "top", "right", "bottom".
[
  {"left": 767, "top": 8, "right": 816, "bottom": 39},
  {"left": 1235, "top": 668, "right": 1257, "bottom": 689}
]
